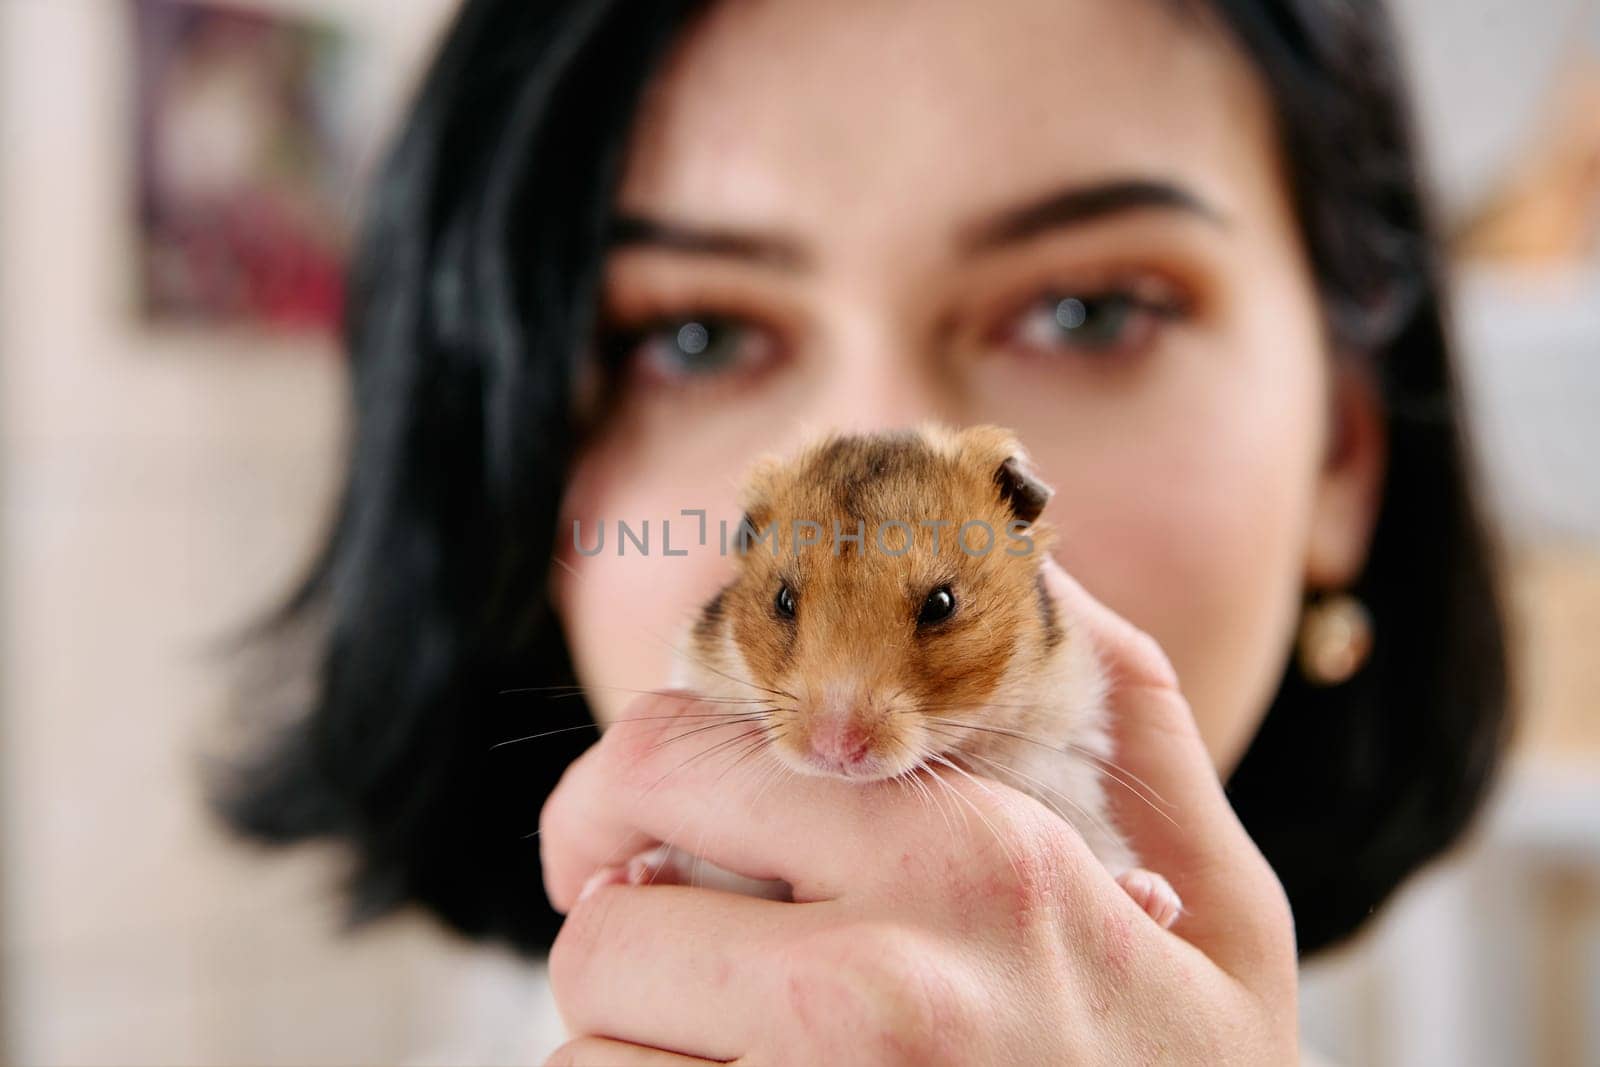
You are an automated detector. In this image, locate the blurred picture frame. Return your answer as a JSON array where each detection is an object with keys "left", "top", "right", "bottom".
[{"left": 130, "top": 0, "right": 359, "bottom": 333}]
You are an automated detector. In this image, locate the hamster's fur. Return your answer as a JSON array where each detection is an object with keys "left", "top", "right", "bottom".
[{"left": 643, "top": 423, "right": 1177, "bottom": 922}]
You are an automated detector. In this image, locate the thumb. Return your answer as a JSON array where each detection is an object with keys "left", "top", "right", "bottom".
[{"left": 1040, "top": 555, "right": 1296, "bottom": 987}]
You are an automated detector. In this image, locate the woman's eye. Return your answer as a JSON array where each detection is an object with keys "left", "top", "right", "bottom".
[
  {"left": 1002, "top": 288, "right": 1184, "bottom": 358},
  {"left": 618, "top": 314, "right": 776, "bottom": 384}
]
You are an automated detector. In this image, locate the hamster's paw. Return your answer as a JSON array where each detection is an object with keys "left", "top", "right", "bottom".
[
  {"left": 624, "top": 843, "right": 690, "bottom": 887},
  {"left": 570, "top": 844, "right": 698, "bottom": 905},
  {"left": 619, "top": 843, "right": 793, "bottom": 901},
  {"left": 1116, "top": 867, "right": 1183, "bottom": 929},
  {"left": 574, "top": 863, "right": 630, "bottom": 904}
]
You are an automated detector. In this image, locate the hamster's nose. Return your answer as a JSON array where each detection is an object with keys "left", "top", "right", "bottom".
[{"left": 807, "top": 713, "right": 873, "bottom": 773}]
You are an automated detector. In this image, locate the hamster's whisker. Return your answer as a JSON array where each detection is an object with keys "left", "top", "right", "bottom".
[
  {"left": 596, "top": 731, "right": 776, "bottom": 878},
  {"left": 542, "top": 715, "right": 758, "bottom": 855},
  {"left": 675, "top": 650, "right": 799, "bottom": 703},
  {"left": 742, "top": 755, "right": 798, "bottom": 839},
  {"left": 682, "top": 750, "right": 795, "bottom": 899},
  {"left": 498, "top": 683, "right": 771, "bottom": 706},
  {"left": 489, "top": 722, "right": 602, "bottom": 749},
  {"left": 897, "top": 767, "right": 957, "bottom": 839},
  {"left": 659, "top": 631, "right": 794, "bottom": 701},
  {"left": 927, "top": 766, "right": 966, "bottom": 839},
  {"left": 616, "top": 710, "right": 780, "bottom": 723},
  {"left": 918, "top": 700, "right": 1050, "bottom": 713},
  {"left": 685, "top": 728, "right": 782, "bottom": 885},
  {"left": 923, "top": 716, "right": 1066, "bottom": 747},
  {"left": 923, "top": 713, "right": 1168, "bottom": 805},
  {"left": 645, "top": 715, "right": 773, "bottom": 754},
  {"left": 641, "top": 727, "right": 769, "bottom": 800},
  {"left": 923, "top": 716, "right": 1177, "bottom": 826},
  {"left": 918, "top": 762, "right": 975, "bottom": 840},
  {"left": 490, "top": 710, "right": 776, "bottom": 753},
  {"left": 924, "top": 753, "right": 1025, "bottom": 877},
  {"left": 687, "top": 736, "right": 771, "bottom": 892},
  {"left": 951, "top": 746, "right": 1124, "bottom": 852},
  {"left": 715, "top": 730, "right": 777, "bottom": 785},
  {"left": 1060, "top": 744, "right": 1177, "bottom": 813},
  {"left": 891, "top": 772, "right": 920, "bottom": 821},
  {"left": 746, "top": 744, "right": 791, "bottom": 811},
  {"left": 551, "top": 555, "right": 798, "bottom": 704},
  {"left": 914, "top": 769, "right": 958, "bottom": 838},
  {"left": 616, "top": 771, "right": 718, "bottom": 875}
]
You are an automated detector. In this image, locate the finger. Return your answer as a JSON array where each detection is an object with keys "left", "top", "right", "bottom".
[
  {"left": 1041, "top": 554, "right": 1179, "bottom": 690},
  {"left": 541, "top": 690, "right": 920, "bottom": 912},
  {"left": 549, "top": 883, "right": 801, "bottom": 1060},
  {"left": 1040, "top": 556, "right": 1296, "bottom": 984},
  {"left": 545, "top": 1035, "right": 726, "bottom": 1066}
]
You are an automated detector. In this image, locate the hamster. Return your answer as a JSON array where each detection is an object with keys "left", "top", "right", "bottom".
[{"left": 630, "top": 423, "right": 1181, "bottom": 928}]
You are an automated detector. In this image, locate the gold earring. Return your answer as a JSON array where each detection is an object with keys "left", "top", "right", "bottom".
[{"left": 1297, "top": 592, "right": 1373, "bottom": 686}]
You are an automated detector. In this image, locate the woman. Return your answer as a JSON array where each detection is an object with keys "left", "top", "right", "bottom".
[{"left": 216, "top": 0, "right": 1510, "bottom": 1061}]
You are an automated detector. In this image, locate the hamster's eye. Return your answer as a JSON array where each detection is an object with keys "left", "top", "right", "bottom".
[
  {"left": 775, "top": 584, "right": 797, "bottom": 620},
  {"left": 917, "top": 585, "right": 956, "bottom": 626}
]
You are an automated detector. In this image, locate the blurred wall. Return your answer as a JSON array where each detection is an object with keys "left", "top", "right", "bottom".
[
  {"left": 0, "top": 1, "right": 574, "bottom": 1064},
  {"left": 1391, "top": 0, "right": 1593, "bottom": 218},
  {"left": 1299, "top": 4, "right": 1600, "bottom": 1064}
]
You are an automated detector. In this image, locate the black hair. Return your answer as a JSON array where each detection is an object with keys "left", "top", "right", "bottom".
[{"left": 210, "top": 0, "right": 1510, "bottom": 958}]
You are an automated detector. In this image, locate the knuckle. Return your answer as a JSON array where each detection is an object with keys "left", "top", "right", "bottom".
[
  {"left": 1152, "top": 688, "right": 1205, "bottom": 747},
  {"left": 800, "top": 927, "right": 924, "bottom": 1019},
  {"left": 956, "top": 786, "right": 1084, "bottom": 916},
  {"left": 536, "top": 769, "right": 577, "bottom": 849},
  {"left": 536, "top": 760, "right": 596, "bottom": 910},
  {"left": 546, "top": 890, "right": 616, "bottom": 1000},
  {"left": 1255, "top": 860, "right": 1299, "bottom": 962},
  {"left": 1004, "top": 818, "right": 1084, "bottom": 918},
  {"left": 791, "top": 926, "right": 965, "bottom": 1063},
  {"left": 535, "top": 827, "right": 572, "bottom": 913},
  {"left": 1124, "top": 625, "right": 1180, "bottom": 690}
]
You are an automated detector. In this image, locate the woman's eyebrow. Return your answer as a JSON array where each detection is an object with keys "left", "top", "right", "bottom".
[
  {"left": 606, "top": 177, "right": 1224, "bottom": 271},
  {"left": 958, "top": 177, "right": 1227, "bottom": 254},
  {"left": 607, "top": 213, "right": 811, "bottom": 271}
]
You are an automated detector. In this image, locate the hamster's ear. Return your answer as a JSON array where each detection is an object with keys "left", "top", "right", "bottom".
[
  {"left": 958, "top": 425, "right": 1054, "bottom": 524},
  {"left": 995, "top": 453, "right": 1053, "bottom": 524}
]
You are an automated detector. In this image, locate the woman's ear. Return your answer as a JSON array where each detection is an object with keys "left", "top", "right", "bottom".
[{"left": 1304, "top": 358, "right": 1388, "bottom": 589}]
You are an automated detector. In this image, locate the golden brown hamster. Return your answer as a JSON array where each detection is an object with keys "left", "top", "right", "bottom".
[{"left": 640, "top": 423, "right": 1180, "bottom": 926}]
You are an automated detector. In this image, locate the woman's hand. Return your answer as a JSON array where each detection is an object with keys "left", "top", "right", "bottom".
[{"left": 538, "top": 556, "right": 1299, "bottom": 1065}]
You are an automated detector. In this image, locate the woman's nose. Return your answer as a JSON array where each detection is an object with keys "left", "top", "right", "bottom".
[{"left": 806, "top": 327, "right": 956, "bottom": 435}]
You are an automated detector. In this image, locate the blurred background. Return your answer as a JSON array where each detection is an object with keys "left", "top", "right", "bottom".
[{"left": 0, "top": 0, "right": 1596, "bottom": 1063}]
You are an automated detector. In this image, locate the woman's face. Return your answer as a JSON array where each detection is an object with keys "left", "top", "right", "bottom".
[{"left": 553, "top": 0, "right": 1382, "bottom": 773}]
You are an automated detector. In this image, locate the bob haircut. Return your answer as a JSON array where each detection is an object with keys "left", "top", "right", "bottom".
[{"left": 212, "top": 0, "right": 1510, "bottom": 958}]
